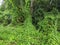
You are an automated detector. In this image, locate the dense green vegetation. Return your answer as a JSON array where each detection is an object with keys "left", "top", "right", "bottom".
[{"left": 0, "top": 0, "right": 60, "bottom": 45}]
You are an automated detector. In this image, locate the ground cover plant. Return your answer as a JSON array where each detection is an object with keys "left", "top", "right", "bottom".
[{"left": 0, "top": 0, "right": 60, "bottom": 45}]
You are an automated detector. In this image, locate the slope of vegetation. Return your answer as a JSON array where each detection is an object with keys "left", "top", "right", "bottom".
[{"left": 0, "top": 0, "right": 60, "bottom": 45}]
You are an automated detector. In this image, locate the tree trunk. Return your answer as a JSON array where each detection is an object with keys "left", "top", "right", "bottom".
[{"left": 30, "top": 0, "right": 34, "bottom": 15}]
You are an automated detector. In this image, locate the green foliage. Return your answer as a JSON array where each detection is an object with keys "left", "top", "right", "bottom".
[
  {"left": 0, "top": 0, "right": 60, "bottom": 45},
  {"left": 38, "top": 16, "right": 59, "bottom": 45},
  {"left": 57, "top": 18, "right": 60, "bottom": 32},
  {"left": 52, "top": 8, "right": 58, "bottom": 15}
]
